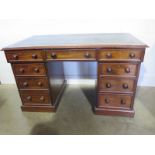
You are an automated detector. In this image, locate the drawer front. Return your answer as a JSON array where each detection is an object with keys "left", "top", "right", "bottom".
[
  {"left": 99, "top": 63, "right": 138, "bottom": 76},
  {"left": 12, "top": 63, "right": 46, "bottom": 76},
  {"left": 20, "top": 90, "right": 50, "bottom": 105},
  {"left": 98, "top": 49, "right": 144, "bottom": 61},
  {"left": 98, "top": 93, "right": 132, "bottom": 109},
  {"left": 5, "top": 50, "right": 44, "bottom": 62},
  {"left": 99, "top": 77, "right": 135, "bottom": 93},
  {"left": 16, "top": 77, "right": 49, "bottom": 89},
  {"left": 46, "top": 49, "right": 96, "bottom": 60}
]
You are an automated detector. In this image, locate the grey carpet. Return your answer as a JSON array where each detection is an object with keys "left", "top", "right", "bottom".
[{"left": 0, "top": 84, "right": 155, "bottom": 135}]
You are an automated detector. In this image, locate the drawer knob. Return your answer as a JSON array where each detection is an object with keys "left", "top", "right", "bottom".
[
  {"left": 125, "top": 67, "right": 130, "bottom": 73},
  {"left": 40, "top": 96, "right": 45, "bottom": 101},
  {"left": 84, "top": 53, "right": 91, "bottom": 58},
  {"left": 27, "top": 96, "right": 32, "bottom": 101},
  {"left": 121, "top": 99, "right": 126, "bottom": 105},
  {"left": 106, "top": 83, "right": 111, "bottom": 88},
  {"left": 122, "top": 83, "right": 128, "bottom": 89},
  {"left": 23, "top": 82, "right": 28, "bottom": 87},
  {"left": 34, "top": 67, "right": 39, "bottom": 73},
  {"left": 19, "top": 68, "right": 25, "bottom": 73},
  {"left": 105, "top": 98, "right": 110, "bottom": 104},
  {"left": 13, "top": 54, "right": 19, "bottom": 60},
  {"left": 51, "top": 53, "right": 57, "bottom": 59},
  {"left": 129, "top": 53, "right": 135, "bottom": 58},
  {"left": 37, "top": 82, "right": 42, "bottom": 87},
  {"left": 32, "top": 54, "right": 38, "bottom": 59},
  {"left": 106, "top": 67, "right": 112, "bottom": 73},
  {"left": 106, "top": 53, "right": 112, "bottom": 58}
]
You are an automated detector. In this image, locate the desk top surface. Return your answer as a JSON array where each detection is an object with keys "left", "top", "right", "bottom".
[{"left": 2, "top": 33, "right": 148, "bottom": 51}]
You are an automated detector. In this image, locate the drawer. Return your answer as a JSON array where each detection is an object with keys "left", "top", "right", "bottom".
[
  {"left": 99, "top": 63, "right": 138, "bottom": 77},
  {"left": 99, "top": 77, "right": 135, "bottom": 93},
  {"left": 46, "top": 49, "right": 96, "bottom": 60},
  {"left": 98, "top": 93, "right": 132, "bottom": 109},
  {"left": 5, "top": 50, "right": 45, "bottom": 62},
  {"left": 20, "top": 90, "right": 51, "bottom": 105},
  {"left": 98, "top": 49, "right": 144, "bottom": 61},
  {"left": 12, "top": 63, "right": 46, "bottom": 76},
  {"left": 16, "top": 77, "right": 49, "bottom": 89}
]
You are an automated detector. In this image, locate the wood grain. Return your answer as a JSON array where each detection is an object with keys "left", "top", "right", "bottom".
[
  {"left": 46, "top": 49, "right": 96, "bottom": 61},
  {"left": 99, "top": 63, "right": 138, "bottom": 77},
  {"left": 12, "top": 63, "right": 46, "bottom": 76},
  {"left": 16, "top": 77, "right": 49, "bottom": 89},
  {"left": 5, "top": 50, "right": 45, "bottom": 62},
  {"left": 98, "top": 93, "right": 133, "bottom": 109},
  {"left": 99, "top": 77, "right": 135, "bottom": 93},
  {"left": 2, "top": 33, "right": 147, "bottom": 116}
]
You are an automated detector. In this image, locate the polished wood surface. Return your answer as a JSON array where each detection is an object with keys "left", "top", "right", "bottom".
[
  {"left": 99, "top": 63, "right": 138, "bottom": 77},
  {"left": 99, "top": 77, "right": 135, "bottom": 93},
  {"left": 5, "top": 50, "right": 45, "bottom": 62},
  {"left": 46, "top": 61, "right": 65, "bottom": 105},
  {"left": 46, "top": 49, "right": 96, "bottom": 61},
  {"left": 12, "top": 63, "right": 46, "bottom": 76},
  {"left": 98, "top": 49, "right": 144, "bottom": 61},
  {"left": 98, "top": 93, "right": 133, "bottom": 109},
  {"left": 2, "top": 33, "right": 148, "bottom": 117},
  {"left": 20, "top": 90, "right": 51, "bottom": 105},
  {"left": 16, "top": 77, "right": 49, "bottom": 89}
]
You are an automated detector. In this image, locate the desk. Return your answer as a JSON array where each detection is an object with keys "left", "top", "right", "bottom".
[{"left": 2, "top": 33, "right": 148, "bottom": 117}]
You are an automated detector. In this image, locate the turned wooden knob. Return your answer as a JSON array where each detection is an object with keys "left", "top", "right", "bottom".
[
  {"left": 106, "top": 67, "right": 112, "bottom": 73},
  {"left": 106, "top": 83, "right": 111, "bottom": 88},
  {"left": 106, "top": 53, "right": 112, "bottom": 58},
  {"left": 27, "top": 96, "right": 32, "bottom": 101},
  {"left": 122, "top": 83, "right": 128, "bottom": 89},
  {"left": 34, "top": 67, "right": 39, "bottom": 73},
  {"left": 32, "top": 54, "right": 38, "bottom": 59},
  {"left": 121, "top": 99, "right": 126, "bottom": 105},
  {"left": 40, "top": 96, "right": 45, "bottom": 101},
  {"left": 37, "top": 81, "right": 42, "bottom": 87},
  {"left": 13, "top": 54, "right": 19, "bottom": 60},
  {"left": 23, "top": 82, "right": 28, "bottom": 87},
  {"left": 51, "top": 53, "right": 57, "bottom": 59},
  {"left": 129, "top": 53, "right": 135, "bottom": 58},
  {"left": 105, "top": 98, "right": 110, "bottom": 104},
  {"left": 84, "top": 53, "right": 91, "bottom": 58},
  {"left": 125, "top": 67, "right": 130, "bottom": 73},
  {"left": 19, "top": 68, "right": 25, "bottom": 73}
]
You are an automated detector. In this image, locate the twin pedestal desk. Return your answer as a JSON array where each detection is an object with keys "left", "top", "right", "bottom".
[{"left": 2, "top": 33, "right": 148, "bottom": 117}]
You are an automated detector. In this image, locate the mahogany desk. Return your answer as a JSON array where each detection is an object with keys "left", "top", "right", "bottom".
[{"left": 2, "top": 33, "right": 148, "bottom": 117}]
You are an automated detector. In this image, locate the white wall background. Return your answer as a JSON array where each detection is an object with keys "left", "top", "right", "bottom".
[{"left": 0, "top": 19, "right": 155, "bottom": 86}]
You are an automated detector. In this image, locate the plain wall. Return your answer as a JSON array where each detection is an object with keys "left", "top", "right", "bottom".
[{"left": 0, "top": 19, "right": 155, "bottom": 86}]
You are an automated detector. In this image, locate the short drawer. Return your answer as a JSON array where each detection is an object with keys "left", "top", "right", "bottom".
[
  {"left": 20, "top": 90, "right": 51, "bottom": 105},
  {"left": 99, "top": 63, "right": 138, "bottom": 77},
  {"left": 46, "top": 49, "right": 96, "bottom": 60},
  {"left": 5, "top": 50, "right": 45, "bottom": 62},
  {"left": 98, "top": 93, "right": 133, "bottom": 109},
  {"left": 12, "top": 63, "right": 46, "bottom": 76},
  {"left": 16, "top": 77, "right": 49, "bottom": 89},
  {"left": 98, "top": 49, "right": 144, "bottom": 61},
  {"left": 98, "top": 77, "right": 135, "bottom": 93}
]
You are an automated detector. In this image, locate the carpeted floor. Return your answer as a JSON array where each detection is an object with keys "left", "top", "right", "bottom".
[{"left": 0, "top": 84, "right": 155, "bottom": 135}]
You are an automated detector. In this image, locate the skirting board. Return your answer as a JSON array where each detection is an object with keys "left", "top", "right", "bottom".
[{"left": 66, "top": 79, "right": 96, "bottom": 85}]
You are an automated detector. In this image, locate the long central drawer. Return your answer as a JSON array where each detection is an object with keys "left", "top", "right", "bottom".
[{"left": 46, "top": 49, "right": 96, "bottom": 60}]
